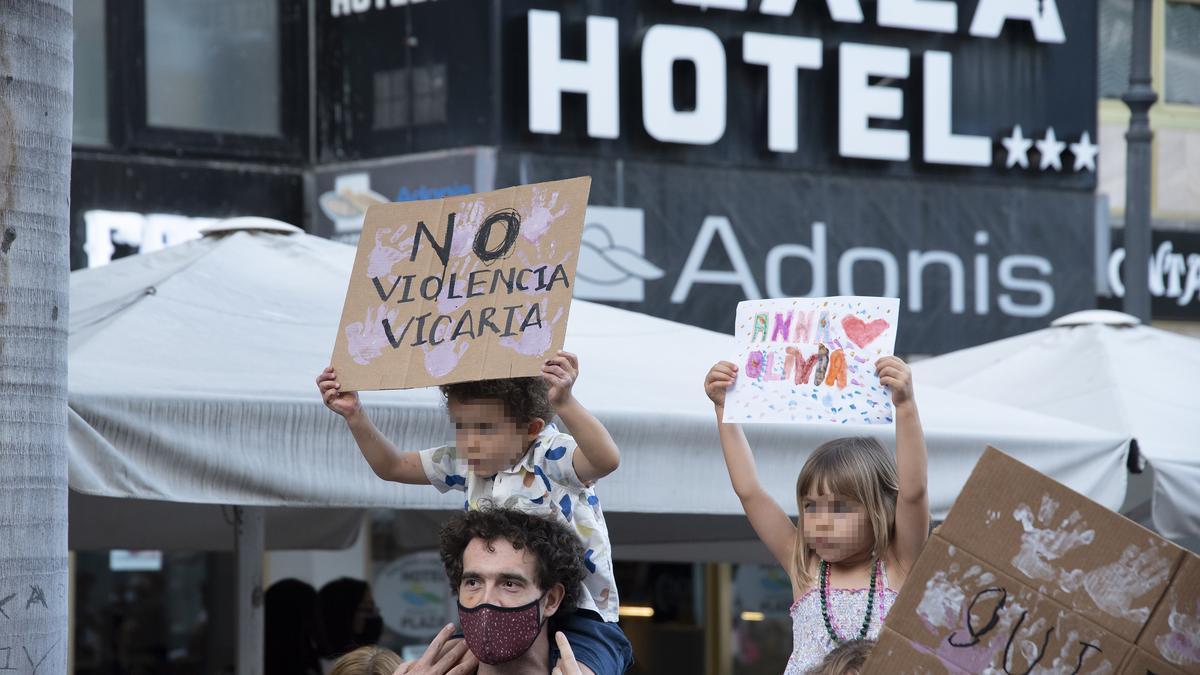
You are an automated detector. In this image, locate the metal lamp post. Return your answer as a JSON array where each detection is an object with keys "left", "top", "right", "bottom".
[{"left": 1122, "top": 0, "right": 1156, "bottom": 323}]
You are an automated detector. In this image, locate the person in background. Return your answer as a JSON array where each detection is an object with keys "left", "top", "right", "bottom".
[
  {"left": 264, "top": 578, "right": 323, "bottom": 675},
  {"left": 329, "top": 645, "right": 404, "bottom": 675},
  {"left": 318, "top": 577, "right": 384, "bottom": 667}
]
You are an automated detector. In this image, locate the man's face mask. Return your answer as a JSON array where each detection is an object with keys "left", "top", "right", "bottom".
[{"left": 457, "top": 593, "right": 546, "bottom": 665}]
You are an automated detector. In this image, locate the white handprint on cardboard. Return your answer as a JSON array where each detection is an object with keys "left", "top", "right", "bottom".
[
  {"left": 1077, "top": 542, "right": 1173, "bottom": 624},
  {"left": 520, "top": 187, "right": 569, "bottom": 245},
  {"left": 346, "top": 304, "right": 398, "bottom": 366},
  {"left": 449, "top": 198, "right": 486, "bottom": 258},
  {"left": 436, "top": 255, "right": 481, "bottom": 315},
  {"left": 1010, "top": 495, "right": 1096, "bottom": 588},
  {"left": 1012, "top": 495, "right": 1174, "bottom": 625},
  {"left": 515, "top": 248, "right": 574, "bottom": 291},
  {"left": 500, "top": 301, "right": 564, "bottom": 357},
  {"left": 1156, "top": 601, "right": 1200, "bottom": 667},
  {"left": 422, "top": 322, "right": 469, "bottom": 377},
  {"left": 366, "top": 225, "right": 412, "bottom": 281}
]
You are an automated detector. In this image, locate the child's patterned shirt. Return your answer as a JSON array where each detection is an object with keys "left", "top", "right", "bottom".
[{"left": 419, "top": 423, "right": 619, "bottom": 622}]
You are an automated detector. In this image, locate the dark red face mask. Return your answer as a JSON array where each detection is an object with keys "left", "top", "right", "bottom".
[{"left": 457, "top": 593, "right": 547, "bottom": 665}]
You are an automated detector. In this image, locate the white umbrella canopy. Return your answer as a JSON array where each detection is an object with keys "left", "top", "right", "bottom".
[
  {"left": 68, "top": 228, "right": 1130, "bottom": 536},
  {"left": 911, "top": 310, "right": 1200, "bottom": 542}
]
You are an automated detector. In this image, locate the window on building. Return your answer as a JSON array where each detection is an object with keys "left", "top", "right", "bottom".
[
  {"left": 74, "top": 0, "right": 108, "bottom": 146},
  {"left": 373, "top": 69, "right": 411, "bottom": 130},
  {"left": 413, "top": 64, "right": 448, "bottom": 126},
  {"left": 1165, "top": 1, "right": 1200, "bottom": 105},
  {"left": 1098, "top": 0, "right": 1133, "bottom": 100},
  {"left": 372, "top": 64, "right": 447, "bottom": 130},
  {"left": 143, "top": 0, "right": 282, "bottom": 136},
  {"left": 74, "top": 551, "right": 235, "bottom": 675}
]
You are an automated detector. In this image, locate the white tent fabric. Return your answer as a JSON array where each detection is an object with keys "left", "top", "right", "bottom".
[
  {"left": 69, "top": 230, "right": 1131, "bottom": 527},
  {"left": 911, "top": 313, "right": 1200, "bottom": 541}
]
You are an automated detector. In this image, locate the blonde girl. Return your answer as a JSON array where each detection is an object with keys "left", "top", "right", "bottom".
[
  {"left": 703, "top": 356, "right": 929, "bottom": 674},
  {"left": 329, "top": 645, "right": 403, "bottom": 675}
]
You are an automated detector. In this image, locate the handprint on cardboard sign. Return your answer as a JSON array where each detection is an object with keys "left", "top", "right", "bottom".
[
  {"left": 423, "top": 322, "right": 470, "bottom": 377},
  {"left": 1079, "top": 542, "right": 1173, "bottom": 624},
  {"left": 516, "top": 248, "right": 574, "bottom": 295},
  {"left": 519, "top": 187, "right": 569, "bottom": 245},
  {"left": 449, "top": 198, "right": 487, "bottom": 258},
  {"left": 366, "top": 225, "right": 412, "bottom": 281},
  {"left": 499, "top": 300, "right": 564, "bottom": 357},
  {"left": 1010, "top": 495, "right": 1095, "bottom": 585},
  {"left": 437, "top": 256, "right": 481, "bottom": 314},
  {"left": 346, "top": 304, "right": 398, "bottom": 365}
]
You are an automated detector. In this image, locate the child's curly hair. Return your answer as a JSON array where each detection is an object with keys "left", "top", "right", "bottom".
[
  {"left": 439, "top": 377, "right": 555, "bottom": 424},
  {"left": 439, "top": 507, "right": 585, "bottom": 613}
]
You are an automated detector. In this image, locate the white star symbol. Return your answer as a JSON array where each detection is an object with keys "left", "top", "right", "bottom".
[
  {"left": 1001, "top": 125, "right": 1034, "bottom": 169},
  {"left": 1036, "top": 127, "right": 1067, "bottom": 171},
  {"left": 1069, "top": 131, "right": 1099, "bottom": 172}
]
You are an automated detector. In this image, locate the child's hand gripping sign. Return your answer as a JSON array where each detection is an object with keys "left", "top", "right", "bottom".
[
  {"left": 331, "top": 177, "right": 591, "bottom": 391},
  {"left": 724, "top": 296, "right": 900, "bottom": 424}
]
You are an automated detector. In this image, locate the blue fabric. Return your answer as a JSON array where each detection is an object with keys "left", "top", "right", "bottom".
[{"left": 550, "top": 610, "right": 633, "bottom": 675}]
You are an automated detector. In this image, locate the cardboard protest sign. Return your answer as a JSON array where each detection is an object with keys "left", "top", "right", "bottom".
[
  {"left": 863, "top": 447, "right": 1200, "bottom": 675},
  {"left": 723, "top": 296, "right": 899, "bottom": 424},
  {"left": 331, "top": 177, "right": 590, "bottom": 391}
]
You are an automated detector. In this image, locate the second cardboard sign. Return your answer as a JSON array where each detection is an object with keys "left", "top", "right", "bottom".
[{"left": 724, "top": 296, "right": 900, "bottom": 424}]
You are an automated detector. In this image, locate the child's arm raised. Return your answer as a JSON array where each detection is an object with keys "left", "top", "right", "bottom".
[
  {"left": 877, "top": 356, "right": 929, "bottom": 570},
  {"left": 705, "top": 361, "right": 797, "bottom": 571},
  {"left": 317, "top": 367, "right": 430, "bottom": 485},
  {"left": 543, "top": 351, "right": 620, "bottom": 485}
]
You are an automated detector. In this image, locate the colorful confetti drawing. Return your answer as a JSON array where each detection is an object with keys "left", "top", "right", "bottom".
[{"left": 723, "top": 296, "right": 900, "bottom": 425}]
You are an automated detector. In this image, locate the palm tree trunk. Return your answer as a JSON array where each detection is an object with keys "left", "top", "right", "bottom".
[{"left": 0, "top": 1, "right": 72, "bottom": 671}]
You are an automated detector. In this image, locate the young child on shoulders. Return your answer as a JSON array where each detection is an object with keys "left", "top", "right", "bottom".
[
  {"left": 317, "top": 351, "right": 632, "bottom": 675},
  {"left": 704, "top": 356, "right": 928, "bottom": 674}
]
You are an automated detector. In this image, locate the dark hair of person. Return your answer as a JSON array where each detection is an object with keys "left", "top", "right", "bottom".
[
  {"left": 439, "top": 507, "right": 585, "bottom": 613},
  {"left": 264, "top": 578, "right": 323, "bottom": 675},
  {"left": 317, "top": 577, "right": 371, "bottom": 659},
  {"left": 439, "top": 376, "right": 555, "bottom": 424}
]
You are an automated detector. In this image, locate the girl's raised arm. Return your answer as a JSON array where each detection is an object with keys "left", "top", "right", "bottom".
[
  {"left": 877, "top": 356, "right": 929, "bottom": 570},
  {"left": 706, "top": 362, "right": 797, "bottom": 572}
]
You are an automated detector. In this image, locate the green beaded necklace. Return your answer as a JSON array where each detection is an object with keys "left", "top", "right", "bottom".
[{"left": 818, "top": 558, "right": 877, "bottom": 644}]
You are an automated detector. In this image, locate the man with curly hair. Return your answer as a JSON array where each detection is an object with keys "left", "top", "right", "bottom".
[
  {"left": 442, "top": 508, "right": 593, "bottom": 673},
  {"left": 317, "top": 354, "right": 631, "bottom": 674}
]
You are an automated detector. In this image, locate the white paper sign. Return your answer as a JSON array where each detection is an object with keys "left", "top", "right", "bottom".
[{"left": 724, "top": 296, "right": 900, "bottom": 424}]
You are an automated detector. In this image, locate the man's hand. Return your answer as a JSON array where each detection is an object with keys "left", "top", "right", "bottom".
[
  {"left": 551, "top": 632, "right": 585, "bottom": 675},
  {"left": 317, "top": 366, "right": 362, "bottom": 419},
  {"left": 543, "top": 351, "right": 579, "bottom": 408},
  {"left": 704, "top": 361, "right": 738, "bottom": 408},
  {"left": 876, "top": 356, "right": 915, "bottom": 408},
  {"left": 393, "top": 624, "right": 478, "bottom": 675}
]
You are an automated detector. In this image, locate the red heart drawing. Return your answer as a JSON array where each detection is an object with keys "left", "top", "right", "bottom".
[{"left": 841, "top": 316, "right": 890, "bottom": 349}]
